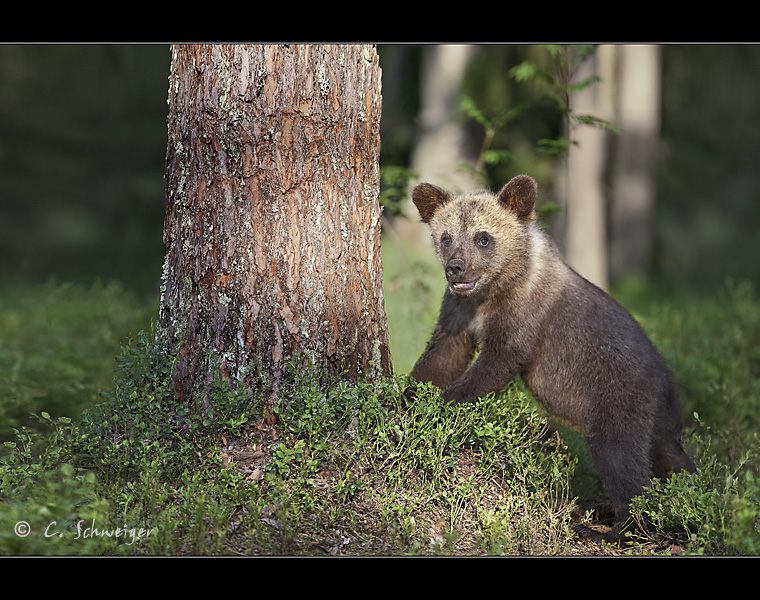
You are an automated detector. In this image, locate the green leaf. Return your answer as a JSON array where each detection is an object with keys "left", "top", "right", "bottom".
[{"left": 508, "top": 61, "right": 539, "bottom": 83}]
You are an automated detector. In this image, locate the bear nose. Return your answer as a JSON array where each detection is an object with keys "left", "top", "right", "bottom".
[{"left": 446, "top": 258, "right": 466, "bottom": 279}]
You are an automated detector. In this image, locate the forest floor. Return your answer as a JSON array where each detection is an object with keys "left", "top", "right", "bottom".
[{"left": 219, "top": 418, "right": 670, "bottom": 557}]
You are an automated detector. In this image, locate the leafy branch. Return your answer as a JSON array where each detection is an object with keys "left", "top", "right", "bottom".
[
  {"left": 458, "top": 95, "right": 524, "bottom": 185},
  {"left": 509, "top": 44, "right": 620, "bottom": 156}
]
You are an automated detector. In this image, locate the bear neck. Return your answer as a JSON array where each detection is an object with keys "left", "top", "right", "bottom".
[{"left": 487, "top": 225, "right": 568, "bottom": 310}]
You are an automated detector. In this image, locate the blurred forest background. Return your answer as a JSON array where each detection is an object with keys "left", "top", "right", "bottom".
[
  {"left": 2, "top": 44, "right": 759, "bottom": 297},
  {"left": 1, "top": 43, "right": 759, "bottom": 420}
]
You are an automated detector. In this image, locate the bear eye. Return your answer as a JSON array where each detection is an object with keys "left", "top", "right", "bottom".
[
  {"left": 441, "top": 233, "right": 452, "bottom": 247},
  {"left": 477, "top": 233, "right": 491, "bottom": 247}
]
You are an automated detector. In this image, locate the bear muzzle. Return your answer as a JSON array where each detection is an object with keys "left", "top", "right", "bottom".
[{"left": 445, "top": 257, "right": 478, "bottom": 294}]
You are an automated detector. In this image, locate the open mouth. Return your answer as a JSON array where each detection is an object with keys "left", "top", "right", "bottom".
[{"left": 449, "top": 280, "right": 477, "bottom": 293}]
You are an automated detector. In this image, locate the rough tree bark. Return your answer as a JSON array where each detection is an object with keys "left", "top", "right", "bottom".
[{"left": 157, "top": 44, "right": 391, "bottom": 418}]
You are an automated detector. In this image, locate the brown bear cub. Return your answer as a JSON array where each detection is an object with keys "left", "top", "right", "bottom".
[{"left": 408, "top": 174, "right": 695, "bottom": 541}]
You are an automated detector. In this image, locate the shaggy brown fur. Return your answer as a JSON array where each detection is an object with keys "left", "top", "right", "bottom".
[{"left": 409, "top": 175, "right": 696, "bottom": 542}]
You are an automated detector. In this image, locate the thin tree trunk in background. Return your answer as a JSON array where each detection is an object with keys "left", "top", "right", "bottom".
[
  {"left": 608, "top": 44, "right": 661, "bottom": 281},
  {"left": 158, "top": 44, "right": 391, "bottom": 419},
  {"left": 394, "top": 44, "right": 477, "bottom": 250},
  {"left": 561, "top": 46, "right": 613, "bottom": 291},
  {"left": 411, "top": 44, "right": 478, "bottom": 193}
]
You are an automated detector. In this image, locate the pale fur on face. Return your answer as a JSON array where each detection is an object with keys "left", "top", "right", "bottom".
[{"left": 426, "top": 190, "right": 532, "bottom": 297}]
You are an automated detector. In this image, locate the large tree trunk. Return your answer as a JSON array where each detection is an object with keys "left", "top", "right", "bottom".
[{"left": 157, "top": 44, "right": 391, "bottom": 418}]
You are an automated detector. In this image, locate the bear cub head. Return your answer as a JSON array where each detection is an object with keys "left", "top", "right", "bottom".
[{"left": 411, "top": 175, "right": 537, "bottom": 298}]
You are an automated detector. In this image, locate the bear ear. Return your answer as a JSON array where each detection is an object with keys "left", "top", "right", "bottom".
[
  {"left": 411, "top": 183, "right": 453, "bottom": 224},
  {"left": 497, "top": 175, "right": 537, "bottom": 223}
]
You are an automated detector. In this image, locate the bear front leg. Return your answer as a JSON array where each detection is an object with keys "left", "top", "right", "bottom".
[
  {"left": 408, "top": 291, "right": 478, "bottom": 395},
  {"left": 409, "top": 324, "right": 477, "bottom": 392},
  {"left": 440, "top": 346, "right": 522, "bottom": 405}
]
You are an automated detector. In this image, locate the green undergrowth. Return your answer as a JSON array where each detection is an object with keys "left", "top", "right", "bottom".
[
  {"left": 1, "top": 279, "right": 759, "bottom": 555},
  {"left": 0, "top": 280, "right": 154, "bottom": 441},
  {"left": 0, "top": 330, "right": 582, "bottom": 555}
]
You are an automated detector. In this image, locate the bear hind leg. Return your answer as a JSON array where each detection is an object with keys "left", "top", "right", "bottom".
[
  {"left": 585, "top": 434, "right": 652, "bottom": 526},
  {"left": 650, "top": 436, "right": 696, "bottom": 479},
  {"left": 571, "top": 434, "right": 652, "bottom": 546},
  {"left": 650, "top": 397, "right": 696, "bottom": 479}
]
